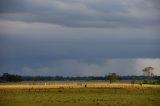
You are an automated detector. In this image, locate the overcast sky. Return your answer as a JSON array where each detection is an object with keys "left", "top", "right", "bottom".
[{"left": 0, "top": 0, "right": 160, "bottom": 76}]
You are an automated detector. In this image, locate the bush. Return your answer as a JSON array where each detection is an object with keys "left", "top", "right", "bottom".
[
  {"left": 156, "top": 80, "right": 160, "bottom": 84},
  {"left": 143, "top": 80, "right": 160, "bottom": 84}
]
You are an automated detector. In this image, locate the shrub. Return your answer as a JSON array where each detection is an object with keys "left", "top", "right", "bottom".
[{"left": 143, "top": 80, "right": 160, "bottom": 84}]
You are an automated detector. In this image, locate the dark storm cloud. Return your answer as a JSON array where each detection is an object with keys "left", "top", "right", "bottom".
[
  {"left": 1, "top": 37, "right": 159, "bottom": 73},
  {"left": 0, "top": 0, "right": 160, "bottom": 28},
  {"left": 148, "top": 0, "right": 160, "bottom": 9},
  {"left": 0, "top": 0, "right": 160, "bottom": 76}
]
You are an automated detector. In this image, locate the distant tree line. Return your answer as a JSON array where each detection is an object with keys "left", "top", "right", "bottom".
[
  {"left": 0, "top": 73, "right": 22, "bottom": 82},
  {"left": 0, "top": 66, "right": 159, "bottom": 85},
  {"left": 20, "top": 76, "right": 106, "bottom": 81},
  {"left": 18, "top": 76, "right": 160, "bottom": 81},
  {"left": 0, "top": 73, "right": 160, "bottom": 82}
]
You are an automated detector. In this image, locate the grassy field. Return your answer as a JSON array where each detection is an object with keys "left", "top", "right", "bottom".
[
  {"left": 0, "top": 81, "right": 160, "bottom": 106},
  {"left": 0, "top": 81, "right": 160, "bottom": 89}
]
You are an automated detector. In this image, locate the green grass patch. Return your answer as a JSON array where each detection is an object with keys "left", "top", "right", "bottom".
[
  {"left": 143, "top": 80, "right": 160, "bottom": 84},
  {"left": 0, "top": 88, "right": 160, "bottom": 106}
]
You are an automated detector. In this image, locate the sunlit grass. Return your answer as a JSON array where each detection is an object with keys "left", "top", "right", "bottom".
[{"left": 0, "top": 88, "right": 160, "bottom": 106}]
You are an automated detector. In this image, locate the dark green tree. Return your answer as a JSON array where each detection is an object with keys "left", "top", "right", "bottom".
[
  {"left": 142, "top": 67, "right": 154, "bottom": 78},
  {"left": 107, "top": 73, "right": 117, "bottom": 83},
  {"left": 85, "top": 76, "right": 92, "bottom": 81}
]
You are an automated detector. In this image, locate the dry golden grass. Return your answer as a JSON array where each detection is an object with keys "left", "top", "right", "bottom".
[{"left": 0, "top": 81, "right": 160, "bottom": 89}]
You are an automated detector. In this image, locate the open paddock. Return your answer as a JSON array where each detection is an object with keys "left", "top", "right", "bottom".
[
  {"left": 0, "top": 81, "right": 160, "bottom": 89},
  {"left": 0, "top": 88, "right": 160, "bottom": 106}
]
